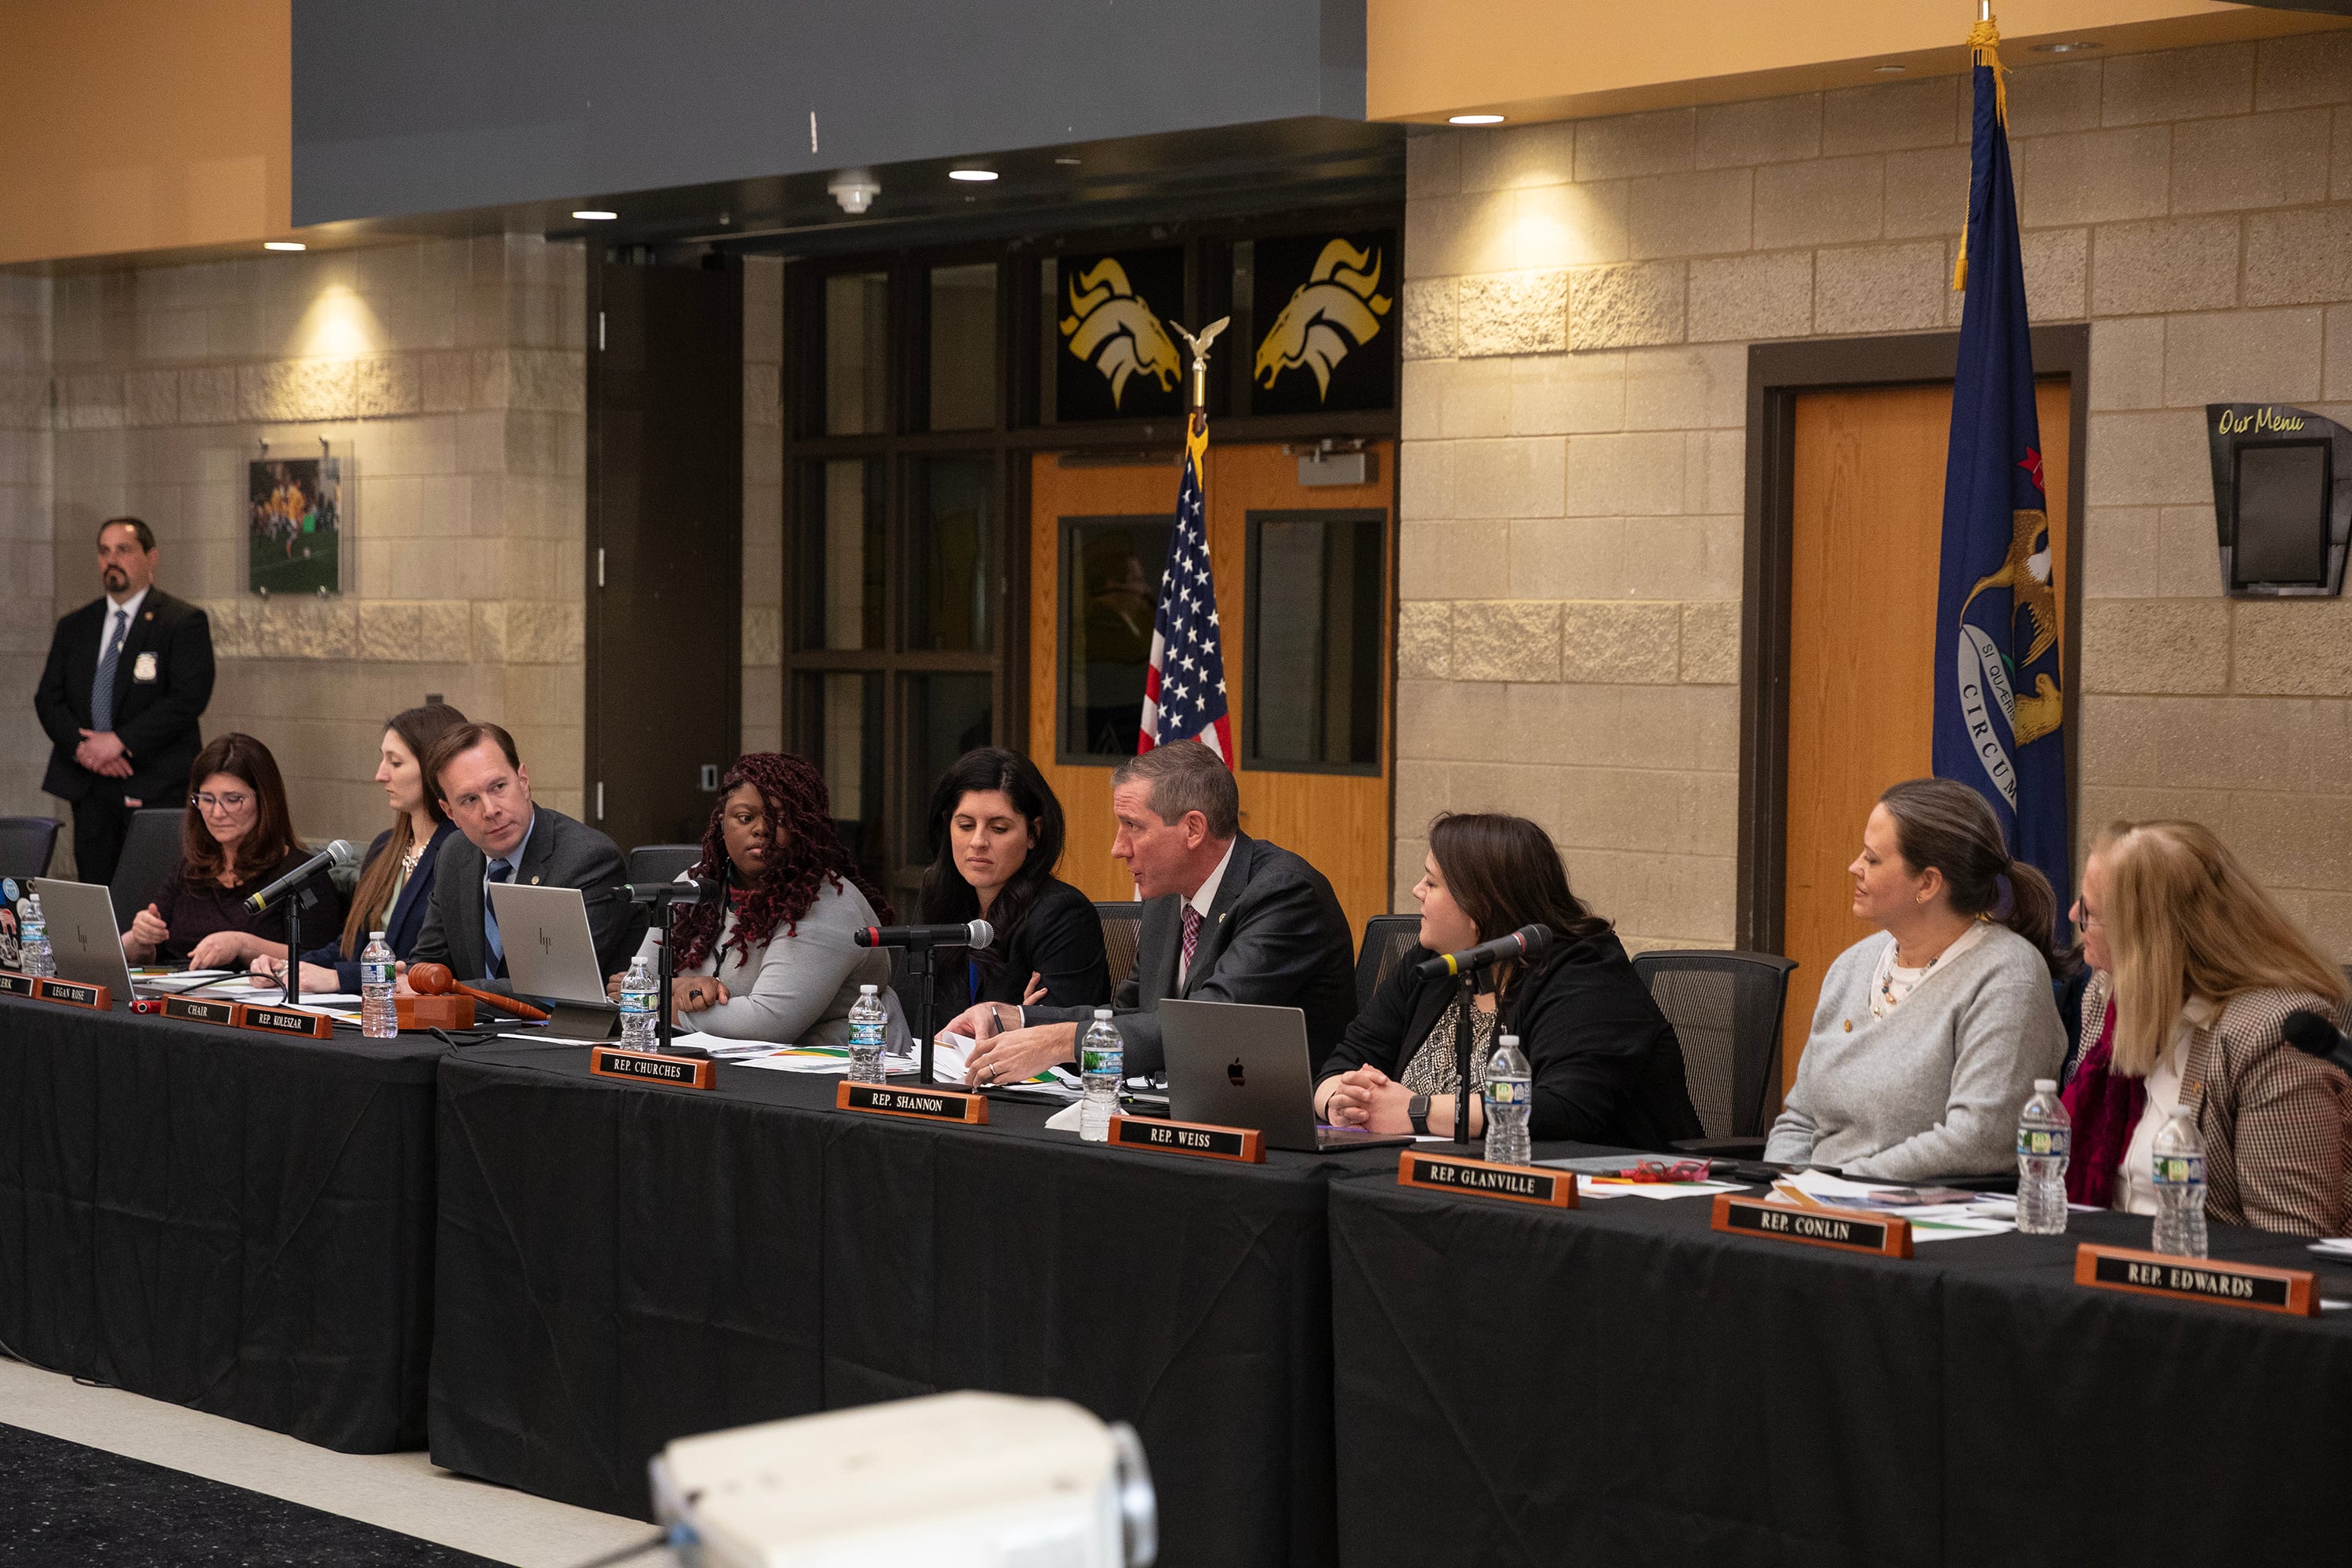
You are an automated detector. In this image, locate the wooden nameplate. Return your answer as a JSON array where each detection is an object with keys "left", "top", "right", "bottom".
[
  {"left": 1109, "top": 1115, "right": 1264, "bottom": 1163},
  {"left": 0, "top": 971, "right": 35, "bottom": 998},
  {"left": 1399, "top": 1150, "right": 1577, "bottom": 1207},
  {"left": 2075, "top": 1243, "right": 2318, "bottom": 1317},
  {"left": 837, "top": 1080, "right": 988, "bottom": 1124},
  {"left": 1712, "top": 1194, "right": 1913, "bottom": 1258},
  {"left": 397, "top": 994, "right": 475, "bottom": 1030},
  {"left": 590, "top": 1046, "right": 716, "bottom": 1089},
  {"left": 34, "top": 978, "right": 111, "bottom": 1011},
  {"left": 236, "top": 1002, "right": 333, "bottom": 1039},
  {"left": 162, "top": 996, "right": 240, "bottom": 1027}
]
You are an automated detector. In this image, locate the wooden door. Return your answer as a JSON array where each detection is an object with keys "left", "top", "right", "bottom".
[
  {"left": 1029, "top": 441, "right": 1396, "bottom": 938},
  {"left": 1780, "top": 380, "right": 2070, "bottom": 1090}
]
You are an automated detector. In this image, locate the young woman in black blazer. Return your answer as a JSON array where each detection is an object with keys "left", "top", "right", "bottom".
[
  {"left": 917, "top": 748, "right": 1110, "bottom": 1015},
  {"left": 1317, "top": 812, "right": 1704, "bottom": 1149}
]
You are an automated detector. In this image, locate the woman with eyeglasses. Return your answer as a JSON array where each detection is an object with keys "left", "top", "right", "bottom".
[{"left": 122, "top": 732, "right": 342, "bottom": 968}]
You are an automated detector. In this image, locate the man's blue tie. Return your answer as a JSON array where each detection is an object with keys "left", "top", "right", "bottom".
[
  {"left": 484, "top": 859, "right": 514, "bottom": 977},
  {"left": 92, "top": 608, "right": 128, "bottom": 733}
]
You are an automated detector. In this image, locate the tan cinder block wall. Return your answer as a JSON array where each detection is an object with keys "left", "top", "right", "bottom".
[
  {"left": 1396, "top": 35, "right": 2352, "bottom": 954},
  {"left": 742, "top": 255, "right": 783, "bottom": 757},
  {"left": 24, "top": 235, "right": 587, "bottom": 866},
  {"left": 1, "top": 276, "right": 55, "bottom": 830}
]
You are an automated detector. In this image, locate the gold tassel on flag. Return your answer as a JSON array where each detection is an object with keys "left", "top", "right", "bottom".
[{"left": 1952, "top": 9, "right": 2011, "bottom": 292}]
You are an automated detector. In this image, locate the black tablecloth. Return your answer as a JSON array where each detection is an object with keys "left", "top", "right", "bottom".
[
  {"left": 1327, "top": 1167, "right": 2352, "bottom": 1568},
  {"left": 0, "top": 996, "right": 443, "bottom": 1452},
  {"left": 429, "top": 1044, "right": 1399, "bottom": 1566}
]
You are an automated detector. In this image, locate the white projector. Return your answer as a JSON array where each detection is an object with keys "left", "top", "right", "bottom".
[{"left": 649, "top": 1391, "right": 1157, "bottom": 1568}]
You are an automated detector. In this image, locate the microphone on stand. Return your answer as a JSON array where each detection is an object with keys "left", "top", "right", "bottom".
[
  {"left": 1414, "top": 924, "right": 1553, "bottom": 982},
  {"left": 854, "top": 922, "right": 994, "bottom": 1088},
  {"left": 243, "top": 840, "right": 358, "bottom": 914},
  {"left": 855, "top": 920, "right": 996, "bottom": 950},
  {"left": 2282, "top": 1010, "right": 2352, "bottom": 1077}
]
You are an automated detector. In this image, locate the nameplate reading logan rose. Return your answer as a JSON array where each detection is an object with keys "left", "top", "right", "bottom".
[
  {"left": 1109, "top": 1114, "right": 1264, "bottom": 1163},
  {"left": 162, "top": 996, "right": 240, "bottom": 1027},
  {"left": 2075, "top": 1243, "right": 2318, "bottom": 1317},
  {"left": 34, "top": 978, "right": 110, "bottom": 1011},
  {"left": 0, "top": 971, "right": 35, "bottom": 999},
  {"left": 589, "top": 1047, "right": 716, "bottom": 1090},
  {"left": 1711, "top": 1194, "right": 1913, "bottom": 1258},
  {"left": 235, "top": 1003, "right": 333, "bottom": 1039},
  {"left": 1397, "top": 1150, "right": 1577, "bottom": 1207},
  {"left": 836, "top": 1080, "right": 989, "bottom": 1124}
]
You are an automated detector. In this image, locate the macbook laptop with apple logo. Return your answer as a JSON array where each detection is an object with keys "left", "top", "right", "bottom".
[{"left": 1158, "top": 997, "right": 1414, "bottom": 1153}]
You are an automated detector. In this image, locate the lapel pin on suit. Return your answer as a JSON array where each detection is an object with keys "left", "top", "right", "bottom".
[{"left": 531, "top": 875, "right": 541, "bottom": 885}]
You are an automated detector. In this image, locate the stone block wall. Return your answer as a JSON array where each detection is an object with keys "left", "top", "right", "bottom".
[
  {"left": 1396, "top": 34, "right": 2352, "bottom": 953},
  {"left": 742, "top": 255, "right": 784, "bottom": 757},
  {"left": 19, "top": 235, "right": 587, "bottom": 866},
  {"left": 1, "top": 277, "right": 54, "bottom": 829}
]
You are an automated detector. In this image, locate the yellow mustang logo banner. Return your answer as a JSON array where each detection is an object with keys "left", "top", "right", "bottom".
[
  {"left": 1253, "top": 239, "right": 1392, "bottom": 401},
  {"left": 1059, "top": 258, "right": 1182, "bottom": 411}
]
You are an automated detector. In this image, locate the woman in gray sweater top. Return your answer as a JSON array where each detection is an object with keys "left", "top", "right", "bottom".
[{"left": 1767, "top": 779, "right": 2067, "bottom": 1181}]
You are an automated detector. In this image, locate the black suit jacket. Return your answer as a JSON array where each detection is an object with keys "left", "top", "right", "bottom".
[
  {"left": 936, "top": 877, "right": 1112, "bottom": 1014},
  {"left": 301, "top": 818, "right": 459, "bottom": 990},
  {"left": 408, "top": 806, "right": 636, "bottom": 992},
  {"left": 35, "top": 588, "right": 216, "bottom": 803},
  {"left": 1027, "top": 833, "right": 1356, "bottom": 1078},
  {"left": 1317, "top": 929, "right": 1705, "bottom": 1149}
]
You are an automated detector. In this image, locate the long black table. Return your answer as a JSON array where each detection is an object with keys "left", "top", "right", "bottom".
[
  {"left": 1327, "top": 1169, "right": 2352, "bottom": 1568},
  {"left": 428, "top": 1043, "right": 1402, "bottom": 1566},
  {"left": 0, "top": 995, "right": 443, "bottom": 1452}
]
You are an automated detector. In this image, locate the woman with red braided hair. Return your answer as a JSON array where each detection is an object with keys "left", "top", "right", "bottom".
[{"left": 612, "top": 752, "right": 909, "bottom": 1050}]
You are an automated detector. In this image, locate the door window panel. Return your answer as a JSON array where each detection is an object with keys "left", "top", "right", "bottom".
[
  {"left": 927, "top": 263, "right": 997, "bottom": 431},
  {"left": 907, "top": 459, "right": 995, "bottom": 653},
  {"left": 1058, "top": 516, "right": 1171, "bottom": 760},
  {"left": 823, "top": 271, "right": 889, "bottom": 436},
  {"left": 1243, "top": 511, "right": 1384, "bottom": 771}
]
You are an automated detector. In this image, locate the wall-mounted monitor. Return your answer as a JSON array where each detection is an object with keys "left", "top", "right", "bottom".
[{"left": 2207, "top": 404, "right": 2352, "bottom": 597}]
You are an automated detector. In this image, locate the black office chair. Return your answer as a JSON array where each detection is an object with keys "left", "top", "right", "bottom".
[
  {"left": 107, "top": 808, "right": 187, "bottom": 931},
  {"left": 1094, "top": 902, "right": 1143, "bottom": 993},
  {"left": 1355, "top": 914, "right": 1425, "bottom": 1011},
  {"left": 1628, "top": 949, "right": 1799, "bottom": 1159},
  {"left": 628, "top": 844, "right": 704, "bottom": 887},
  {"left": 0, "top": 818, "right": 60, "bottom": 880}
]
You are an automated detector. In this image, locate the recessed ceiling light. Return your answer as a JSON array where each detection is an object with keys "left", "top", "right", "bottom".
[
  {"left": 2031, "top": 40, "right": 2102, "bottom": 52},
  {"left": 948, "top": 168, "right": 998, "bottom": 183},
  {"left": 1873, "top": 64, "right": 1907, "bottom": 73},
  {"left": 263, "top": 241, "right": 306, "bottom": 252},
  {"left": 1054, "top": 156, "right": 1082, "bottom": 166},
  {"left": 572, "top": 209, "right": 618, "bottom": 220},
  {"left": 1447, "top": 113, "right": 1505, "bottom": 125}
]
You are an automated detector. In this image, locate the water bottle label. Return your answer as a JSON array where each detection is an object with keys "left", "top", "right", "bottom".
[
  {"left": 1486, "top": 1079, "right": 1528, "bottom": 1106},
  {"left": 2153, "top": 1153, "right": 2205, "bottom": 1185},
  {"left": 362, "top": 961, "right": 391, "bottom": 986},
  {"left": 2017, "top": 1128, "right": 2071, "bottom": 1157},
  {"left": 1081, "top": 1045, "right": 1122, "bottom": 1076}
]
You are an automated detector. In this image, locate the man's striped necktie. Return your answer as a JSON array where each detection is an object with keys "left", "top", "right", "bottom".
[{"left": 92, "top": 608, "right": 128, "bottom": 732}]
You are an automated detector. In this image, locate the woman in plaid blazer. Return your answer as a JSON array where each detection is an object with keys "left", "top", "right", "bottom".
[{"left": 2065, "top": 819, "right": 2352, "bottom": 1236}]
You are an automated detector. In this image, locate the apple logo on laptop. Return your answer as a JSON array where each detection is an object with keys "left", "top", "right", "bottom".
[{"left": 1227, "top": 1058, "right": 1246, "bottom": 1088}]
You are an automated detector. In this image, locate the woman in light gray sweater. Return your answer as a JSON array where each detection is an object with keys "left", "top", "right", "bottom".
[{"left": 1766, "top": 779, "right": 2067, "bottom": 1181}]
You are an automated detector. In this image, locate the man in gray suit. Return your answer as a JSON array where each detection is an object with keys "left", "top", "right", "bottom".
[{"left": 403, "top": 720, "right": 635, "bottom": 993}]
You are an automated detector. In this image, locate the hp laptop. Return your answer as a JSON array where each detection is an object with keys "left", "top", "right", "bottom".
[
  {"left": 1159, "top": 997, "right": 1414, "bottom": 1153},
  {"left": 30, "top": 878, "right": 139, "bottom": 1005},
  {"left": 486, "top": 881, "right": 619, "bottom": 1037}
]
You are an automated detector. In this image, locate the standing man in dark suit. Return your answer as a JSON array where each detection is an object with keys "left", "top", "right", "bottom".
[
  {"left": 402, "top": 720, "right": 637, "bottom": 994},
  {"left": 954, "top": 739, "right": 1357, "bottom": 1085},
  {"left": 34, "top": 517, "right": 216, "bottom": 884}
]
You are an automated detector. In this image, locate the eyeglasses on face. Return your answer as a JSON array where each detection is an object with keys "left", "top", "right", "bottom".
[{"left": 193, "top": 791, "right": 253, "bottom": 812}]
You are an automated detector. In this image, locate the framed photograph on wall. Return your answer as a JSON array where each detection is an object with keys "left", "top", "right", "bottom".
[{"left": 245, "top": 448, "right": 347, "bottom": 596}]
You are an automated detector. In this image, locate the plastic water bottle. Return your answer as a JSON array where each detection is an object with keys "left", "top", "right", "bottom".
[
  {"left": 1483, "top": 1033, "right": 1532, "bottom": 1167},
  {"left": 2015, "top": 1078, "right": 2071, "bottom": 1234},
  {"left": 1080, "top": 1008, "right": 1123, "bottom": 1142},
  {"left": 2151, "top": 1104, "right": 2209, "bottom": 1258},
  {"left": 360, "top": 931, "right": 397, "bottom": 1038},
  {"left": 619, "top": 957, "right": 658, "bottom": 1052},
  {"left": 19, "top": 892, "right": 53, "bottom": 978},
  {"left": 847, "top": 984, "right": 887, "bottom": 1083}
]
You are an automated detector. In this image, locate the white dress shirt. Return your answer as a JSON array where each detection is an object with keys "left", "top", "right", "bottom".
[
  {"left": 1178, "top": 839, "right": 1236, "bottom": 989},
  {"left": 96, "top": 586, "right": 148, "bottom": 664},
  {"left": 2113, "top": 995, "right": 2219, "bottom": 1216}
]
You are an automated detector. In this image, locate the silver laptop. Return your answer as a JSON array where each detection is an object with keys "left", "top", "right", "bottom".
[
  {"left": 1159, "top": 997, "right": 1414, "bottom": 1153},
  {"left": 486, "top": 880, "right": 620, "bottom": 1036},
  {"left": 32, "top": 878, "right": 138, "bottom": 1005}
]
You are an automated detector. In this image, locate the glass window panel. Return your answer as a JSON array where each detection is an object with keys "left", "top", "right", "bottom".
[
  {"left": 927, "top": 263, "right": 997, "bottom": 431},
  {"left": 902, "top": 673, "right": 994, "bottom": 867},
  {"left": 797, "top": 670, "right": 885, "bottom": 891},
  {"left": 1060, "top": 517, "right": 1171, "bottom": 759},
  {"left": 907, "top": 459, "right": 995, "bottom": 653},
  {"left": 798, "top": 459, "right": 884, "bottom": 650},
  {"left": 823, "top": 271, "right": 889, "bottom": 436},
  {"left": 1246, "top": 514, "right": 1383, "bottom": 771}
]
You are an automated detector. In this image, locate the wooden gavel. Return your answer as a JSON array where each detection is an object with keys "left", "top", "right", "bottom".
[{"left": 407, "top": 963, "right": 551, "bottom": 1022}]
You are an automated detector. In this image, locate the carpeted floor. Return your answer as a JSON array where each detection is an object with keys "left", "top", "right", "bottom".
[{"left": 0, "top": 1423, "right": 506, "bottom": 1566}]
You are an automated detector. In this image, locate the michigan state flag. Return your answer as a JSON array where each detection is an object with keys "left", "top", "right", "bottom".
[{"left": 1934, "top": 25, "right": 2069, "bottom": 919}]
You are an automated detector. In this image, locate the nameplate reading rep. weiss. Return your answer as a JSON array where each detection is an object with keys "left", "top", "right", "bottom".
[
  {"left": 1109, "top": 1115, "right": 1265, "bottom": 1163},
  {"left": 589, "top": 1047, "right": 716, "bottom": 1090},
  {"left": 1397, "top": 1150, "right": 1577, "bottom": 1208},
  {"left": 837, "top": 1080, "right": 989, "bottom": 1125},
  {"left": 1711, "top": 1194, "right": 1914, "bottom": 1258},
  {"left": 2074, "top": 1243, "right": 2317, "bottom": 1316}
]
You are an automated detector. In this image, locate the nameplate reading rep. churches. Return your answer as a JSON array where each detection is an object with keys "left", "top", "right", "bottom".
[
  {"left": 162, "top": 996, "right": 240, "bottom": 1027},
  {"left": 2075, "top": 1243, "right": 2317, "bottom": 1317},
  {"left": 0, "top": 971, "right": 35, "bottom": 998},
  {"left": 1109, "top": 1115, "right": 1265, "bottom": 1163},
  {"left": 589, "top": 1047, "right": 717, "bottom": 1090},
  {"left": 1397, "top": 1151, "right": 1577, "bottom": 1207},
  {"left": 837, "top": 1081, "right": 989, "bottom": 1124},
  {"left": 1711, "top": 1195, "right": 1913, "bottom": 1258},
  {"left": 234, "top": 1003, "right": 333, "bottom": 1039},
  {"left": 34, "top": 978, "right": 111, "bottom": 1011}
]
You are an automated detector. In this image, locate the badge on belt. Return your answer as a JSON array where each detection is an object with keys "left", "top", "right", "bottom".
[{"left": 132, "top": 652, "right": 159, "bottom": 683}]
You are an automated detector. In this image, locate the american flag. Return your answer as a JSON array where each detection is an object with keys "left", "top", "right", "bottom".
[{"left": 1138, "top": 425, "right": 1232, "bottom": 761}]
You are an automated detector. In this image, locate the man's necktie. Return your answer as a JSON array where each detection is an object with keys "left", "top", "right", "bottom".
[
  {"left": 92, "top": 608, "right": 128, "bottom": 734},
  {"left": 1181, "top": 905, "right": 1202, "bottom": 984},
  {"left": 484, "top": 860, "right": 514, "bottom": 977}
]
